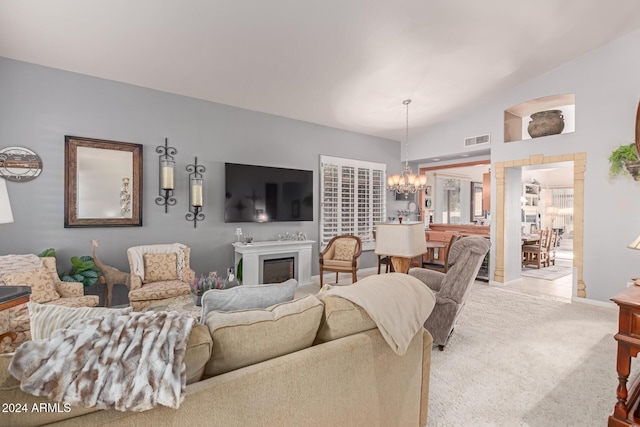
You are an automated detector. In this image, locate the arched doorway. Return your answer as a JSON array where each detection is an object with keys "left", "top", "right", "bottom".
[{"left": 493, "top": 153, "right": 586, "bottom": 298}]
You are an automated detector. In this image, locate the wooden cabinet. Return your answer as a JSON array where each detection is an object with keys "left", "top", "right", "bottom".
[
  {"left": 610, "top": 286, "right": 640, "bottom": 426},
  {"left": 482, "top": 172, "right": 491, "bottom": 211}
]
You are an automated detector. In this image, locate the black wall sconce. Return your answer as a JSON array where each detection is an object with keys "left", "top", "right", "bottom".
[
  {"left": 155, "top": 138, "right": 177, "bottom": 212},
  {"left": 186, "top": 156, "right": 205, "bottom": 228}
]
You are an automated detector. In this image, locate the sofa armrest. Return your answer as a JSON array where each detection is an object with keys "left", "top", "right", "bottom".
[
  {"left": 420, "top": 328, "right": 433, "bottom": 427},
  {"left": 183, "top": 268, "right": 195, "bottom": 282},
  {"left": 130, "top": 274, "right": 143, "bottom": 290},
  {"left": 56, "top": 281, "right": 84, "bottom": 298},
  {"left": 408, "top": 267, "right": 446, "bottom": 292}
]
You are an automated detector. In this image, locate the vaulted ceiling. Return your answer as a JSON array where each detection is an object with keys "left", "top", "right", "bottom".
[{"left": 2, "top": 1, "right": 640, "bottom": 141}]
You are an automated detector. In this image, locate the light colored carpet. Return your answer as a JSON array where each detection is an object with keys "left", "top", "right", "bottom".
[
  {"left": 428, "top": 284, "right": 623, "bottom": 426},
  {"left": 521, "top": 258, "right": 573, "bottom": 281}
]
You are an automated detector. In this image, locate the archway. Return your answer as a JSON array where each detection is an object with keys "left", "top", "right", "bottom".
[{"left": 493, "top": 153, "right": 586, "bottom": 298}]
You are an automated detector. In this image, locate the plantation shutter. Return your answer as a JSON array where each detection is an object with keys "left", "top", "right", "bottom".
[{"left": 320, "top": 155, "right": 386, "bottom": 250}]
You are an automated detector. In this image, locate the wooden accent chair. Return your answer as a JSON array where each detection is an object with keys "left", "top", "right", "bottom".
[
  {"left": 522, "top": 228, "right": 549, "bottom": 269},
  {"left": 423, "top": 231, "right": 459, "bottom": 273},
  {"left": 126, "top": 244, "right": 194, "bottom": 311},
  {"left": 319, "top": 235, "right": 362, "bottom": 285},
  {"left": 409, "top": 236, "right": 491, "bottom": 350}
]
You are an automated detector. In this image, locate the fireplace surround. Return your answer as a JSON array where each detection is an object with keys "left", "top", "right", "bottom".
[{"left": 232, "top": 240, "right": 314, "bottom": 286}]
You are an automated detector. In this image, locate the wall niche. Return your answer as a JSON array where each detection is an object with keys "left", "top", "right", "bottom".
[{"left": 504, "top": 94, "right": 575, "bottom": 143}]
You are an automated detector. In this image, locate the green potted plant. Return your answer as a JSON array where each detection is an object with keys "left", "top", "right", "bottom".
[
  {"left": 38, "top": 248, "right": 102, "bottom": 288},
  {"left": 60, "top": 256, "right": 102, "bottom": 287},
  {"left": 609, "top": 143, "right": 640, "bottom": 180}
]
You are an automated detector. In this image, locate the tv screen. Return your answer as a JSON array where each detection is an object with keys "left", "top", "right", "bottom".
[{"left": 225, "top": 163, "right": 313, "bottom": 222}]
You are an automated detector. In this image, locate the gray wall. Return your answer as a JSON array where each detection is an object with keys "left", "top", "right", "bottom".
[
  {"left": 408, "top": 28, "right": 640, "bottom": 302},
  {"left": 0, "top": 58, "right": 399, "bottom": 284}
]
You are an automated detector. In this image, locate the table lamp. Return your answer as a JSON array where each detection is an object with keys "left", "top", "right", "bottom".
[
  {"left": 629, "top": 234, "right": 640, "bottom": 286},
  {"left": 0, "top": 178, "right": 13, "bottom": 224},
  {"left": 374, "top": 222, "right": 426, "bottom": 274}
]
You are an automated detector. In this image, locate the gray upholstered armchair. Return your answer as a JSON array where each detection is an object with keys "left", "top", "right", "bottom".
[{"left": 408, "top": 236, "right": 490, "bottom": 350}]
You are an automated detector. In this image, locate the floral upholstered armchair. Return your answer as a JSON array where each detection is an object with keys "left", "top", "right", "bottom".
[
  {"left": 319, "top": 235, "right": 362, "bottom": 285},
  {"left": 126, "top": 243, "right": 194, "bottom": 311},
  {"left": 0, "top": 254, "right": 99, "bottom": 353}
]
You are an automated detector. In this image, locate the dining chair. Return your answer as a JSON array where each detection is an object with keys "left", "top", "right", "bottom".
[
  {"left": 422, "top": 232, "right": 459, "bottom": 273},
  {"left": 545, "top": 229, "right": 559, "bottom": 266},
  {"left": 522, "top": 228, "right": 549, "bottom": 269}
]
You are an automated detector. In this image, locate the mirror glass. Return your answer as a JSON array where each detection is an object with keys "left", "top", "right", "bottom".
[{"left": 65, "top": 136, "right": 142, "bottom": 227}]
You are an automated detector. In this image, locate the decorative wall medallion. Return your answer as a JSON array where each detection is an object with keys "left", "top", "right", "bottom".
[{"left": 0, "top": 146, "right": 43, "bottom": 182}]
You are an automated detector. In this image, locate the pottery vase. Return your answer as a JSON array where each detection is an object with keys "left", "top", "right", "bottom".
[
  {"left": 624, "top": 159, "right": 640, "bottom": 181},
  {"left": 527, "top": 110, "right": 565, "bottom": 138},
  {"left": 192, "top": 294, "right": 202, "bottom": 307}
]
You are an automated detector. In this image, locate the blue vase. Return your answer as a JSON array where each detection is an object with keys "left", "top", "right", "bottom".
[{"left": 192, "top": 294, "right": 202, "bottom": 306}]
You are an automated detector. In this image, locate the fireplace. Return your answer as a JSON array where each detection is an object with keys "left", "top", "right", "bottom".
[
  {"left": 262, "top": 256, "right": 295, "bottom": 284},
  {"left": 233, "top": 240, "right": 313, "bottom": 286}
]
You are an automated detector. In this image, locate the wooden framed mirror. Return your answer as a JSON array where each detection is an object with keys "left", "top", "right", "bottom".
[{"left": 65, "top": 136, "right": 143, "bottom": 227}]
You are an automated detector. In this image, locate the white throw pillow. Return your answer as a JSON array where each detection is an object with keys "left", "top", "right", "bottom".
[
  {"left": 28, "top": 302, "right": 133, "bottom": 340},
  {"left": 200, "top": 279, "right": 297, "bottom": 321}
]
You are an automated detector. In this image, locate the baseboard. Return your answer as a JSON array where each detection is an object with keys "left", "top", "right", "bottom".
[
  {"left": 488, "top": 278, "right": 523, "bottom": 287},
  {"left": 570, "top": 296, "right": 617, "bottom": 309}
]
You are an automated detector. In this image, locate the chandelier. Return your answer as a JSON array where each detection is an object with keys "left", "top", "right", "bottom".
[{"left": 387, "top": 99, "right": 427, "bottom": 196}]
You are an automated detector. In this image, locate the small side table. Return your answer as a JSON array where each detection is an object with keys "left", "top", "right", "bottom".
[{"left": 0, "top": 286, "right": 31, "bottom": 344}]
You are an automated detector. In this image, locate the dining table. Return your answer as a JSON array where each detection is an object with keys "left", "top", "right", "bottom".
[
  {"left": 423, "top": 241, "right": 446, "bottom": 263},
  {"left": 521, "top": 234, "right": 540, "bottom": 245}
]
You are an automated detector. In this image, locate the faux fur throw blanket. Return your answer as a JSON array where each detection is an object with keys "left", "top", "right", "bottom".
[{"left": 9, "top": 310, "right": 194, "bottom": 412}]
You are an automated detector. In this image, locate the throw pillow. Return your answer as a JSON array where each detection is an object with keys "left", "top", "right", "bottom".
[
  {"left": 200, "top": 279, "right": 297, "bottom": 319},
  {"left": 143, "top": 252, "right": 178, "bottom": 283},
  {"left": 28, "top": 302, "right": 133, "bottom": 340},
  {"left": 2, "top": 268, "right": 60, "bottom": 304},
  {"left": 333, "top": 239, "right": 357, "bottom": 261},
  {"left": 203, "top": 295, "right": 323, "bottom": 377}
]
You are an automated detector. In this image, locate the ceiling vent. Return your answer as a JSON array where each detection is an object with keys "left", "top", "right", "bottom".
[{"left": 464, "top": 134, "right": 490, "bottom": 147}]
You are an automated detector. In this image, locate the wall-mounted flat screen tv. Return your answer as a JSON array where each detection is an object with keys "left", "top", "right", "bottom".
[{"left": 225, "top": 163, "right": 313, "bottom": 223}]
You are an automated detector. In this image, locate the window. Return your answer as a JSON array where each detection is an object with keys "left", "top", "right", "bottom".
[{"left": 320, "top": 155, "right": 386, "bottom": 250}]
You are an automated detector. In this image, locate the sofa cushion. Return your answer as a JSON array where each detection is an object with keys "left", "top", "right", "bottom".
[
  {"left": 314, "top": 292, "right": 377, "bottom": 345},
  {"left": 2, "top": 268, "right": 60, "bottom": 303},
  {"left": 143, "top": 252, "right": 178, "bottom": 283},
  {"left": 203, "top": 294, "right": 323, "bottom": 377},
  {"left": 27, "top": 302, "right": 132, "bottom": 340},
  {"left": 0, "top": 352, "right": 18, "bottom": 390},
  {"left": 185, "top": 324, "right": 213, "bottom": 384},
  {"left": 128, "top": 280, "right": 191, "bottom": 301},
  {"left": 200, "top": 279, "right": 297, "bottom": 318}
]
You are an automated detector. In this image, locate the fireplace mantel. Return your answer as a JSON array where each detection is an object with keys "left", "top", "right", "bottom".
[{"left": 233, "top": 240, "right": 315, "bottom": 286}]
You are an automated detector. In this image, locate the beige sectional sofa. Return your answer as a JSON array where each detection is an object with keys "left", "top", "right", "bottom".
[{"left": 1, "top": 274, "right": 434, "bottom": 427}]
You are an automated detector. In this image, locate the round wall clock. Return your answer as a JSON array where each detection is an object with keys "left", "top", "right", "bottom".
[{"left": 0, "top": 146, "right": 43, "bottom": 182}]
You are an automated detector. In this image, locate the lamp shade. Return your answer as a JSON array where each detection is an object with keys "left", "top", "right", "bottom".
[
  {"left": 629, "top": 234, "right": 640, "bottom": 250},
  {"left": 0, "top": 178, "right": 14, "bottom": 224},
  {"left": 375, "top": 222, "right": 426, "bottom": 258}
]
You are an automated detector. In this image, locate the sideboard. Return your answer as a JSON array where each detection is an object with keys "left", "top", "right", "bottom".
[{"left": 610, "top": 285, "right": 640, "bottom": 426}]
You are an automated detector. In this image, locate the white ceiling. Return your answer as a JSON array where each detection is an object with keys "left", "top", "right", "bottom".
[{"left": 2, "top": 1, "right": 640, "bottom": 142}]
